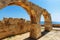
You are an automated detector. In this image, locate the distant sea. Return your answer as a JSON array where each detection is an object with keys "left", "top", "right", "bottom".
[{"left": 40, "top": 21, "right": 60, "bottom": 24}]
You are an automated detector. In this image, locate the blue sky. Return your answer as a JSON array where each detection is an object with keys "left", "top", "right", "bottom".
[{"left": 0, "top": 0, "right": 60, "bottom": 22}]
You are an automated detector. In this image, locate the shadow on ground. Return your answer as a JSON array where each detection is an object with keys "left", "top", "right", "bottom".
[{"left": 24, "top": 30, "right": 49, "bottom": 40}]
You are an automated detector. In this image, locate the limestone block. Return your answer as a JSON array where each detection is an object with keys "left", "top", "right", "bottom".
[
  {"left": 44, "top": 24, "right": 52, "bottom": 31},
  {"left": 24, "top": 23, "right": 31, "bottom": 32},
  {"left": 30, "top": 24, "right": 41, "bottom": 39}
]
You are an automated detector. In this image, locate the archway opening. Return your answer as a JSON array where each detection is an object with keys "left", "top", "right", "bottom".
[
  {"left": 40, "top": 15, "right": 45, "bottom": 32},
  {"left": 0, "top": 5, "right": 30, "bottom": 21},
  {"left": 40, "top": 15, "right": 44, "bottom": 25},
  {"left": 39, "top": 9, "right": 52, "bottom": 32}
]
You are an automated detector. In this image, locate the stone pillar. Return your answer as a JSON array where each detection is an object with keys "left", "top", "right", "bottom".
[
  {"left": 43, "top": 10, "right": 52, "bottom": 31},
  {"left": 44, "top": 18, "right": 52, "bottom": 31},
  {"left": 30, "top": 24, "right": 41, "bottom": 39}
]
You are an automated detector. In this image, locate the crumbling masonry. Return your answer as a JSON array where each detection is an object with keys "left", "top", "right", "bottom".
[{"left": 0, "top": 0, "right": 52, "bottom": 39}]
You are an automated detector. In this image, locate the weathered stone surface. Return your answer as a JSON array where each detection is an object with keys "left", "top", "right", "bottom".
[
  {"left": 0, "top": 18, "right": 31, "bottom": 39},
  {"left": 30, "top": 24, "right": 41, "bottom": 39}
]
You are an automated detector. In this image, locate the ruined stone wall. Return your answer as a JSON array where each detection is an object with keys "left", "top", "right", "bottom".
[{"left": 0, "top": 18, "right": 31, "bottom": 39}]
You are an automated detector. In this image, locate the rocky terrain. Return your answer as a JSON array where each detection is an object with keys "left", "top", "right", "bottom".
[{"left": 52, "top": 24, "right": 60, "bottom": 27}]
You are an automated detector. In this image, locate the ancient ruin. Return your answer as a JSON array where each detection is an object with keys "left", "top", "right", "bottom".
[{"left": 0, "top": 0, "right": 52, "bottom": 39}]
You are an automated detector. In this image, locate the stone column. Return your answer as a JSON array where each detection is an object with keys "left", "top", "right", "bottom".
[
  {"left": 30, "top": 24, "right": 41, "bottom": 39},
  {"left": 43, "top": 10, "right": 52, "bottom": 31}
]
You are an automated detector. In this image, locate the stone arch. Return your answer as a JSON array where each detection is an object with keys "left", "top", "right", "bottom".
[
  {"left": 0, "top": 0, "right": 36, "bottom": 23},
  {"left": 26, "top": 2, "right": 52, "bottom": 39},
  {"left": 8, "top": 2, "right": 33, "bottom": 21},
  {"left": 0, "top": 0, "right": 41, "bottom": 39},
  {"left": 40, "top": 9, "right": 52, "bottom": 31},
  {"left": 27, "top": 2, "right": 52, "bottom": 31}
]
